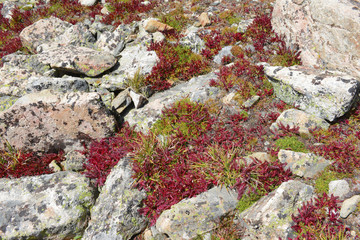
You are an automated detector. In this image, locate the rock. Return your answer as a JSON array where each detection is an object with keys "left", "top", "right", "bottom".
[
  {"left": 340, "top": 195, "right": 360, "bottom": 219},
  {"left": 265, "top": 65, "right": 360, "bottom": 121},
  {"left": 37, "top": 22, "right": 96, "bottom": 52},
  {"left": 242, "top": 95, "right": 260, "bottom": 108},
  {"left": 238, "top": 180, "right": 315, "bottom": 239},
  {"left": 113, "top": 44, "right": 158, "bottom": 79},
  {"left": 0, "top": 90, "right": 116, "bottom": 153},
  {"left": 79, "top": 0, "right": 97, "bottom": 6},
  {"left": 83, "top": 157, "right": 148, "bottom": 239},
  {"left": 37, "top": 45, "right": 118, "bottom": 77},
  {"left": 26, "top": 76, "right": 89, "bottom": 93},
  {"left": 156, "top": 186, "right": 238, "bottom": 239},
  {"left": 111, "top": 88, "right": 132, "bottom": 114},
  {"left": 213, "top": 46, "right": 234, "bottom": 64},
  {"left": 198, "top": 12, "right": 211, "bottom": 27},
  {"left": 278, "top": 150, "right": 331, "bottom": 178},
  {"left": 144, "top": 19, "right": 173, "bottom": 33},
  {"left": 271, "top": 0, "right": 360, "bottom": 78},
  {"left": 129, "top": 89, "right": 147, "bottom": 109},
  {"left": 63, "top": 150, "right": 87, "bottom": 172},
  {"left": 179, "top": 26, "right": 205, "bottom": 54},
  {"left": 152, "top": 31, "right": 165, "bottom": 43},
  {"left": 237, "top": 19, "right": 254, "bottom": 33},
  {"left": 329, "top": 180, "right": 350, "bottom": 200},
  {"left": 124, "top": 72, "right": 220, "bottom": 133},
  {"left": 0, "top": 96, "right": 18, "bottom": 112},
  {"left": 96, "top": 28, "right": 127, "bottom": 56},
  {"left": 20, "top": 16, "right": 72, "bottom": 53},
  {"left": 270, "top": 109, "right": 330, "bottom": 135},
  {"left": 244, "top": 152, "right": 271, "bottom": 165},
  {"left": 0, "top": 171, "right": 96, "bottom": 239}
]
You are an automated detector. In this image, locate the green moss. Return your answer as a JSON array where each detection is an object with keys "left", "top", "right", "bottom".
[
  {"left": 236, "top": 192, "right": 262, "bottom": 213},
  {"left": 275, "top": 136, "right": 308, "bottom": 153},
  {"left": 314, "top": 167, "right": 351, "bottom": 194}
]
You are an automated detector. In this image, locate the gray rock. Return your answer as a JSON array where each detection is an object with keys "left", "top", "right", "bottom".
[
  {"left": 340, "top": 195, "right": 360, "bottom": 219},
  {"left": 20, "top": 16, "right": 72, "bottom": 53},
  {"left": 129, "top": 89, "right": 147, "bottom": 109},
  {"left": 83, "top": 157, "right": 148, "bottom": 240},
  {"left": 272, "top": 0, "right": 360, "bottom": 78},
  {"left": 37, "top": 45, "right": 118, "bottom": 77},
  {"left": 243, "top": 95, "right": 260, "bottom": 108},
  {"left": 111, "top": 88, "right": 132, "bottom": 114},
  {"left": 113, "top": 44, "right": 158, "bottom": 79},
  {"left": 156, "top": 186, "right": 238, "bottom": 239},
  {"left": 63, "top": 150, "right": 87, "bottom": 172},
  {"left": 79, "top": 0, "right": 97, "bottom": 6},
  {"left": 270, "top": 109, "right": 330, "bottom": 135},
  {"left": 0, "top": 96, "right": 18, "bottom": 112},
  {"left": 0, "top": 90, "right": 116, "bottom": 153},
  {"left": 265, "top": 65, "right": 360, "bottom": 121},
  {"left": 237, "top": 19, "right": 254, "bottom": 33},
  {"left": 179, "top": 27, "right": 205, "bottom": 54},
  {"left": 124, "top": 72, "right": 220, "bottom": 133},
  {"left": 96, "top": 74, "right": 128, "bottom": 91},
  {"left": 0, "top": 171, "right": 96, "bottom": 239},
  {"left": 278, "top": 150, "right": 331, "bottom": 178},
  {"left": 213, "top": 46, "right": 234, "bottom": 64},
  {"left": 238, "top": 180, "right": 315, "bottom": 239},
  {"left": 329, "top": 180, "right": 350, "bottom": 200},
  {"left": 26, "top": 76, "right": 89, "bottom": 93},
  {"left": 96, "top": 28, "right": 126, "bottom": 56}
]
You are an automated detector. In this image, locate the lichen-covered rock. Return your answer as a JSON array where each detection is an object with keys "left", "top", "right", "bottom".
[
  {"left": 26, "top": 76, "right": 89, "bottom": 93},
  {"left": 238, "top": 180, "right": 315, "bottom": 239},
  {"left": 272, "top": 0, "right": 360, "bottom": 78},
  {"left": 144, "top": 19, "right": 173, "bottom": 33},
  {"left": 37, "top": 45, "right": 118, "bottom": 77},
  {"left": 124, "top": 72, "right": 220, "bottom": 133},
  {"left": 329, "top": 180, "right": 350, "bottom": 200},
  {"left": 213, "top": 46, "right": 234, "bottom": 64},
  {"left": 112, "top": 44, "right": 158, "bottom": 79},
  {"left": 340, "top": 195, "right": 360, "bottom": 219},
  {"left": 0, "top": 171, "right": 96, "bottom": 239},
  {"left": 83, "top": 157, "right": 148, "bottom": 240},
  {"left": 20, "top": 16, "right": 72, "bottom": 53},
  {"left": 265, "top": 65, "right": 360, "bottom": 121},
  {"left": 156, "top": 186, "right": 238, "bottom": 239},
  {"left": 179, "top": 26, "right": 205, "bottom": 54},
  {"left": 270, "top": 109, "right": 330, "bottom": 134},
  {"left": 0, "top": 90, "right": 116, "bottom": 153},
  {"left": 278, "top": 150, "right": 331, "bottom": 178}
]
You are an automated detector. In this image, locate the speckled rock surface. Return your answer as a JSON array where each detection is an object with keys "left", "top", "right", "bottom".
[
  {"left": 124, "top": 72, "right": 220, "bottom": 133},
  {"left": 278, "top": 150, "right": 331, "bottom": 178},
  {"left": 20, "top": 16, "right": 72, "bottom": 53},
  {"left": 0, "top": 90, "right": 116, "bottom": 152},
  {"left": 0, "top": 171, "right": 96, "bottom": 240},
  {"left": 37, "top": 45, "right": 118, "bottom": 77},
  {"left": 26, "top": 76, "right": 89, "bottom": 93},
  {"left": 238, "top": 180, "right": 315, "bottom": 239},
  {"left": 156, "top": 186, "right": 238, "bottom": 239},
  {"left": 272, "top": 0, "right": 360, "bottom": 78},
  {"left": 329, "top": 180, "right": 350, "bottom": 200},
  {"left": 83, "top": 157, "right": 148, "bottom": 240},
  {"left": 340, "top": 195, "right": 360, "bottom": 219},
  {"left": 265, "top": 65, "right": 360, "bottom": 121},
  {"left": 271, "top": 109, "right": 330, "bottom": 134}
]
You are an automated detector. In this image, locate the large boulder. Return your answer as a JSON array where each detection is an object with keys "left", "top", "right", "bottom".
[
  {"left": 156, "top": 186, "right": 238, "bottom": 239},
  {"left": 271, "top": 0, "right": 360, "bottom": 78},
  {"left": 265, "top": 65, "right": 360, "bottom": 121},
  {"left": 0, "top": 90, "right": 116, "bottom": 153},
  {"left": 37, "top": 45, "right": 118, "bottom": 77},
  {"left": 238, "top": 180, "right": 315, "bottom": 239},
  {"left": 83, "top": 157, "right": 148, "bottom": 240},
  {"left": 0, "top": 171, "right": 96, "bottom": 239}
]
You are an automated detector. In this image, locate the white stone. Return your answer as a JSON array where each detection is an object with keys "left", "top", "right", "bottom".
[{"left": 329, "top": 180, "right": 350, "bottom": 199}]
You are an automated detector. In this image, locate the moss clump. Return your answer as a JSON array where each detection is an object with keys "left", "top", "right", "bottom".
[
  {"left": 275, "top": 136, "right": 308, "bottom": 153},
  {"left": 236, "top": 191, "right": 262, "bottom": 213},
  {"left": 152, "top": 98, "right": 211, "bottom": 139}
]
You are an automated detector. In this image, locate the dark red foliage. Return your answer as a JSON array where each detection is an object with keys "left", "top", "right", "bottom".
[
  {"left": 82, "top": 123, "right": 139, "bottom": 187},
  {"left": 290, "top": 193, "right": 348, "bottom": 240},
  {"left": 0, "top": 151, "right": 64, "bottom": 178}
]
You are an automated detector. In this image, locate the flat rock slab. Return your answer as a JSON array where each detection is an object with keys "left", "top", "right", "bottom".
[
  {"left": 278, "top": 150, "right": 331, "bottom": 178},
  {"left": 239, "top": 180, "right": 315, "bottom": 239},
  {"left": 26, "top": 76, "right": 89, "bottom": 93},
  {"left": 156, "top": 186, "right": 238, "bottom": 239},
  {"left": 37, "top": 45, "right": 117, "bottom": 77},
  {"left": 265, "top": 65, "right": 360, "bottom": 121},
  {"left": 124, "top": 72, "right": 220, "bottom": 133},
  {"left": 0, "top": 171, "right": 96, "bottom": 239},
  {"left": 0, "top": 90, "right": 116, "bottom": 153},
  {"left": 83, "top": 157, "right": 148, "bottom": 240},
  {"left": 20, "top": 16, "right": 72, "bottom": 53}
]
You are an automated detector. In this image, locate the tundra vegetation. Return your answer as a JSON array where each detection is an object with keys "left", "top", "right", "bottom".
[{"left": 0, "top": 0, "right": 359, "bottom": 238}]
